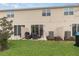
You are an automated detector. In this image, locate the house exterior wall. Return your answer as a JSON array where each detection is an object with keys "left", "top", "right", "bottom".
[{"left": 0, "top": 6, "right": 79, "bottom": 40}]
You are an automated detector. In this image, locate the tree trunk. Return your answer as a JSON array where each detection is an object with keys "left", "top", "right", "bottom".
[
  {"left": 0, "top": 39, "right": 8, "bottom": 51},
  {"left": 0, "top": 44, "right": 4, "bottom": 51},
  {"left": 0, "top": 44, "right": 3, "bottom": 51}
]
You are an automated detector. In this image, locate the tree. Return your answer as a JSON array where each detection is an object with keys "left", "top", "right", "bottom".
[{"left": 0, "top": 17, "right": 13, "bottom": 51}]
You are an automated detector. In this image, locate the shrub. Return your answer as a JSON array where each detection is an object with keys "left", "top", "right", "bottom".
[
  {"left": 54, "top": 36, "right": 63, "bottom": 41},
  {"left": 64, "top": 36, "right": 75, "bottom": 41},
  {"left": 46, "top": 36, "right": 63, "bottom": 41},
  {"left": 25, "top": 32, "right": 31, "bottom": 39},
  {"left": 46, "top": 36, "right": 54, "bottom": 41},
  {"left": 0, "top": 17, "right": 13, "bottom": 51},
  {"left": 31, "top": 33, "right": 39, "bottom": 39}
]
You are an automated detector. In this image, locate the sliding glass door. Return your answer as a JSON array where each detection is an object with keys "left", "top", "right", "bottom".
[
  {"left": 14, "top": 25, "right": 25, "bottom": 37},
  {"left": 31, "top": 25, "right": 43, "bottom": 38}
]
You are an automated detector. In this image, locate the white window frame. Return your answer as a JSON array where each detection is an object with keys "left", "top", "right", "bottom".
[
  {"left": 42, "top": 9, "right": 51, "bottom": 16},
  {"left": 64, "top": 7, "right": 74, "bottom": 15},
  {"left": 7, "top": 10, "right": 14, "bottom": 18}
]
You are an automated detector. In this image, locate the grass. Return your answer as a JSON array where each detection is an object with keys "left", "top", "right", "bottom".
[{"left": 0, "top": 40, "right": 79, "bottom": 56}]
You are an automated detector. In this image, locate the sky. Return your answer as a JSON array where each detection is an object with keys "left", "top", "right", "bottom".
[{"left": 0, "top": 3, "right": 78, "bottom": 10}]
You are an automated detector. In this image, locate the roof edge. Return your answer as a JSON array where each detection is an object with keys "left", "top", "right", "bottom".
[{"left": 0, "top": 5, "right": 79, "bottom": 12}]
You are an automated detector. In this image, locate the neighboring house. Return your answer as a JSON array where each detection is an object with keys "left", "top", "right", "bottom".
[{"left": 0, "top": 5, "right": 79, "bottom": 40}]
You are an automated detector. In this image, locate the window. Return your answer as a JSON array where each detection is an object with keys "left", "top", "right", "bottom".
[
  {"left": 14, "top": 25, "right": 21, "bottom": 36},
  {"left": 64, "top": 7, "right": 74, "bottom": 15},
  {"left": 42, "top": 9, "right": 51, "bottom": 16},
  {"left": 76, "top": 24, "right": 79, "bottom": 33},
  {"left": 31, "top": 25, "right": 43, "bottom": 38},
  {"left": 72, "top": 24, "right": 79, "bottom": 36},
  {"left": 18, "top": 25, "right": 21, "bottom": 35},
  {"left": 64, "top": 31, "right": 71, "bottom": 39},
  {"left": 64, "top": 8, "right": 68, "bottom": 15},
  {"left": 69, "top": 11, "right": 73, "bottom": 15},
  {"left": 14, "top": 25, "right": 25, "bottom": 36},
  {"left": 14, "top": 25, "right": 17, "bottom": 35},
  {"left": 7, "top": 11, "right": 14, "bottom": 18},
  {"left": 42, "top": 13, "right": 46, "bottom": 16},
  {"left": 72, "top": 24, "right": 76, "bottom": 36},
  {"left": 42, "top": 9, "right": 46, "bottom": 16},
  {"left": 47, "top": 9, "right": 51, "bottom": 16},
  {"left": 49, "top": 31, "right": 54, "bottom": 37}
]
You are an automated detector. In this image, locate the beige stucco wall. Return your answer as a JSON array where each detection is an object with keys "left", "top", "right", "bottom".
[{"left": 0, "top": 6, "right": 79, "bottom": 40}]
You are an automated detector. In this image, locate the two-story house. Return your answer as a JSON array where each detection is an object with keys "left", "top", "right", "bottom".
[{"left": 0, "top": 5, "right": 79, "bottom": 40}]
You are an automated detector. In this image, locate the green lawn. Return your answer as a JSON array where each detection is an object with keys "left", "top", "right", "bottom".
[{"left": 0, "top": 40, "right": 79, "bottom": 56}]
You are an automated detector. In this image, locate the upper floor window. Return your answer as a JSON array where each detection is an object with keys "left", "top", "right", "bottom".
[
  {"left": 42, "top": 9, "right": 51, "bottom": 16},
  {"left": 7, "top": 10, "right": 14, "bottom": 18},
  {"left": 64, "top": 7, "right": 74, "bottom": 15}
]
